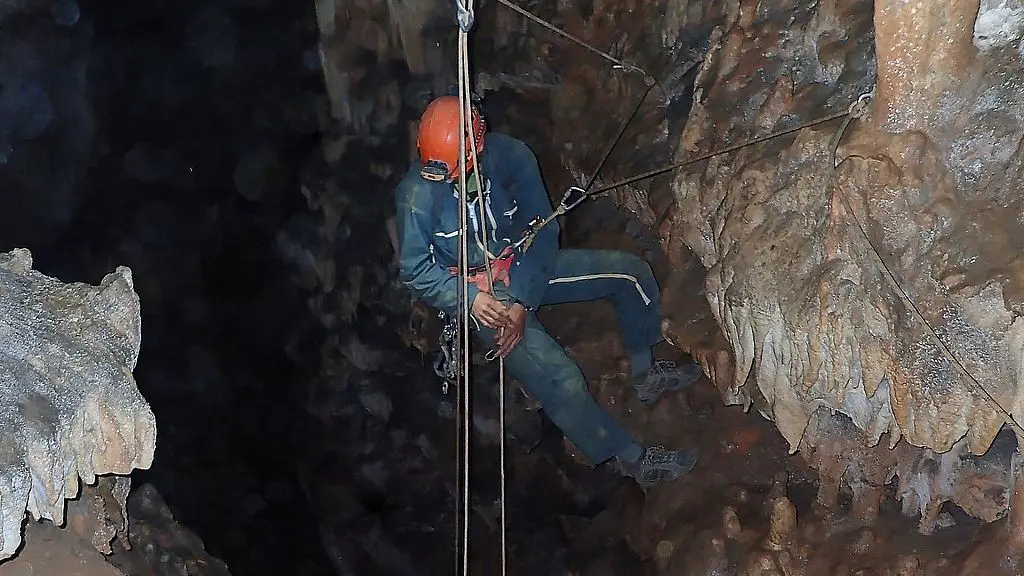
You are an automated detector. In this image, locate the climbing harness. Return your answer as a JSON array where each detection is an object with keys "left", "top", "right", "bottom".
[
  {"left": 828, "top": 92, "right": 1024, "bottom": 438},
  {"left": 451, "top": 245, "right": 516, "bottom": 293}
]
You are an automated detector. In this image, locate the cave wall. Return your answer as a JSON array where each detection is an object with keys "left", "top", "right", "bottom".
[{"left": 661, "top": 0, "right": 1024, "bottom": 531}]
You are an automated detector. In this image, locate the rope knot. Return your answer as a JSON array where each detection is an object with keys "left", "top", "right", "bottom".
[
  {"left": 455, "top": 0, "right": 475, "bottom": 31},
  {"left": 847, "top": 91, "right": 873, "bottom": 119}
]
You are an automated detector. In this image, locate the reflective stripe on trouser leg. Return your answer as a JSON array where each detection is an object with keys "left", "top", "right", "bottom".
[
  {"left": 547, "top": 273, "right": 651, "bottom": 305},
  {"left": 540, "top": 249, "right": 664, "bottom": 354}
]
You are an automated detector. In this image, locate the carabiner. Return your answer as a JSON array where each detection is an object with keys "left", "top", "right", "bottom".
[
  {"left": 560, "top": 186, "right": 588, "bottom": 212},
  {"left": 485, "top": 348, "right": 501, "bottom": 362}
]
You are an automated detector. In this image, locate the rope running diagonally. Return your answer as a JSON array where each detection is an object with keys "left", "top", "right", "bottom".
[
  {"left": 512, "top": 104, "right": 862, "bottom": 253},
  {"left": 629, "top": 108, "right": 860, "bottom": 236},
  {"left": 494, "top": 0, "right": 650, "bottom": 77},
  {"left": 594, "top": 110, "right": 852, "bottom": 196},
  {"left": 829, "top": 95, "right": 1024, "bottom": 438},
  {"left": 583, "top": 80, "right": 657, "bottom": 193}
]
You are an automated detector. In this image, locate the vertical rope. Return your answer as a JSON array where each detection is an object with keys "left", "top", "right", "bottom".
[
  {"left": 460, "top": 43, "right": 507, "bottom": 576},
  {"left": 454, "top": 0, "right": 509, "bottom": 572},
  {"left": 455, "top": 0, "right": 507, "bottom": 570},
  {"left": 456, "top": 28, "right": 472, "bottom": 576}
]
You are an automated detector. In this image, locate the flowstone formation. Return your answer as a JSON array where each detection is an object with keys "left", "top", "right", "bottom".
[
  {"left": 0, "top": 248, "right": 157, "bottom": 561},
  {"left": 661, "top": 0, "right": 1024, "bottom": 533}
]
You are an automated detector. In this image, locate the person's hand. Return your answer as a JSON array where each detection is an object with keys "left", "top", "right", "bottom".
[
  {"left": 471, "top": 292, "right": 511, "bottom": 329},
  {"left": 495, "top": 303, "right": 527, "bottom": 358}
]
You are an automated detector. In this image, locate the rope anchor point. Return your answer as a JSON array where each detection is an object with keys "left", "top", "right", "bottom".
[{"left": 456, "top": 0, "right": 475, "bottom": 31}]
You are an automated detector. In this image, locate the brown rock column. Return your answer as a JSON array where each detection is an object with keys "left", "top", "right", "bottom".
[
  {"left": 1008, "top": 457, "right": 1024, "bottom": 547},
  {"left": 872, "top": 0, "right": 980, "bottom": 132}
]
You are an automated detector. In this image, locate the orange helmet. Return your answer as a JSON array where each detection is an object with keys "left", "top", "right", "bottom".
[{"left": 417, "top": 95, "right": 486, "bottom": 182}]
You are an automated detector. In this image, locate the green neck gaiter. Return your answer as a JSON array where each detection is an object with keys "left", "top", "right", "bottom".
[{"left": 455, "top": 172, "right": 482, "bottom": 202}]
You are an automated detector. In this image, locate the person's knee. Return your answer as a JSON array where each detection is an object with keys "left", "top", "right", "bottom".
[
  {"left": 507, "top": 328, "right": 583, "bottom": 385},
  {"left": 603, "top": 250, "right": 659, "bottom": 299},
  {"left": 593, "top": 250, "right": 652, "bottom": 279},
  {"left": 622, "top": 252, "right": 656, "bottom": 282}
]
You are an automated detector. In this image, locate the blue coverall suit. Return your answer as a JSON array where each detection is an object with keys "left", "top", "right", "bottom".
[{"left": 395, "top": 133, "right": 664, "bottom": 465}]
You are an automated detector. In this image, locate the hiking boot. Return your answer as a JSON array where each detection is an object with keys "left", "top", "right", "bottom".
[
  {"left": 618, "top": 445, "right": 698, "bottom": 488},
  {"left": 632, "top": 359, "right": 702, "bottom": 405}
]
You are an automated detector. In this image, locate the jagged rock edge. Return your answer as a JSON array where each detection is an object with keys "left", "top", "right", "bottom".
[
  {"left": 0, "top": 248, "right": 157, "bottom": 562},
  {"left": 662, "top": 1, "right": 1024, "bottom": 531}
]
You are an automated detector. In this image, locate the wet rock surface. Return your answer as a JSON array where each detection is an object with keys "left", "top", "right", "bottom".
[{"left": 663, "top": 0, "right": 1024, "bottom": 536}]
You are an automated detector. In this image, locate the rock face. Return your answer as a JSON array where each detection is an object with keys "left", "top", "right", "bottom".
[
  {"left": 106, "top": 483, "right": 232, "bottom": 576},
  {"left": 0, "top": 248, "right": 157, "bottom": 561},
  {"left": 662, "top": 0, "right": 1024, "bottom": 531},
  {"left": 0, "top": 520, "right": 127, "bottom": 576}
]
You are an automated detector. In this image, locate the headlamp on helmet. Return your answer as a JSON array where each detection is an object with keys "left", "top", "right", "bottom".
[{"left": 416, "top": 95, "right": 487, "bottom": 182}]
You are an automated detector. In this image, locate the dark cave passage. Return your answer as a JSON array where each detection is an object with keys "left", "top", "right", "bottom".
[
  {"left": 0, "top": 0, "right": 650, "bottom": 573},
  {"left": 1, "top": 0, "right": 336, "bottom": 573}
]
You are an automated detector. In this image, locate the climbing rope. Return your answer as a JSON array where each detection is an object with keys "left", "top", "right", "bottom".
[
  {"left": 455, "top": 0, "right": 508, "bottom": 573},
  {"left": 455, "top": 5, "right": 472, "bottom": 572},
  {"left": 494, "top": 0, "right": 651, "bottom": 78},
  {"left": 514, "top": 78, "right": 657, "bottom": 253},
  {"left": 829, "top": 93, "right": 1024, "bottom": 438},
  {"left": 516, "top": 99, "right": 871, "bottom": 253},
  {"left": 583, "top": 80, "right": 657, "bottom": 193},
  {"left": 594, "top": 109, "right": 854, "bottom": 196},
  {"left": 460, "top": 17, "right": 509, "bottom": 576}
]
